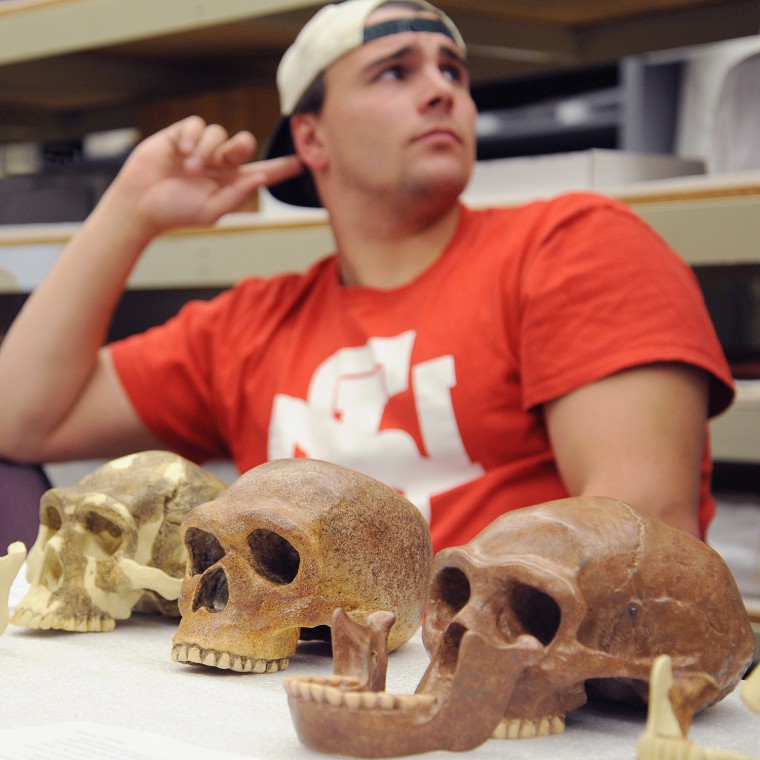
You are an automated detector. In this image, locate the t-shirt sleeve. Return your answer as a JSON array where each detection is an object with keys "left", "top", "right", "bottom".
[
  {"left": 518, "top": 194, "right": 734, "bottom": 417},
  {"left": 109, "top": 290, "right": 237, "bottom": 463}
]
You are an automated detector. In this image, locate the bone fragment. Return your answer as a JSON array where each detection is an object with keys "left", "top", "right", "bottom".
[
  {"left": 638, "top": 656, "right": 758, "bottom": 760},
  {"left": 741, "top": 667, "right": 760, "bottom": 715},
  {"left": 331, "top": 608, "right": 396, "bottom": 692},
  {"left": 0, "top": 542, "right": 26, "bottom": 634},
  {"left": 119, "top": 558, "right": 183, "bottom": 600}
]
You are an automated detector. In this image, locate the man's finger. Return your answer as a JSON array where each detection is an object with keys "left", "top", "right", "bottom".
[{"left": 242, "top": 155, "right": 306, "bottom": 187}]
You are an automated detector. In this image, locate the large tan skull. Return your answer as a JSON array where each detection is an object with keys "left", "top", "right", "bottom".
[
  {"left": 171, "top": 458, "right": 432, "bottom": 674},
  {"left": 11, "top": 451, "right": 227, "bottom": 632},
  {"left": 285, "top": 497, "right": 755, "bottom": 757}
]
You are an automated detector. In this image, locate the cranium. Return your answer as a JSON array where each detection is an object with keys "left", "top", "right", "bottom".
[
  {"left": 285, "top": 497, "right": 755, "bottom": 757},
  {"left": 171, "top": 458, "right": 432, "bottom": 674},
  {"left": 11, "top": 451, "right": 226, "bottom": 632}
]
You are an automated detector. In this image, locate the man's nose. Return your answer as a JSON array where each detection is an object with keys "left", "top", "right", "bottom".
[{"left": 419, "top": 66, "right": 456, "bottom": 111}]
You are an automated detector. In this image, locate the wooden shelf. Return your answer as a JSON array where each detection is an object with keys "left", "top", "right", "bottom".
[{"left": 1, "top": 0, "right": 758, "bottom": 143}]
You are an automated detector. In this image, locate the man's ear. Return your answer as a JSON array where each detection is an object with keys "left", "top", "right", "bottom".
[{"left": 290, "top": 114, "right": 328, "bottom": 171}]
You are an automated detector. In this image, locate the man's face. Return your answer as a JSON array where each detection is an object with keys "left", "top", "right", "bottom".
[{"left": 304, "top": 6, "right": 477, "bottom": 207}]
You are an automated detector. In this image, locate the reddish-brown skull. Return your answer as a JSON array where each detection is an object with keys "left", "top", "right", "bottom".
[{"left": 286, "top": 497, "right": 755, "bottom": 756}]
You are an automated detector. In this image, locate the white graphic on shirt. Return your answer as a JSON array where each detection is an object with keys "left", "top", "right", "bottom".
[{"left": 268, "top": 331, "right": 484, "bottom": 521}]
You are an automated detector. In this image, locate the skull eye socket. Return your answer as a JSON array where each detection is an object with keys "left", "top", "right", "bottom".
[
  {"left": 248, "top": 529, "right": 300, "bottom": 585},
  {"left": 429, "top": 566, "right": 471, "bottom": 627},
  {"left": 81, "top": 512, "right": 124, "bottom": 557},
  {"left": 499, "top": 582, "right": 561, "bottom": 646},
  {"left": 185, "top": 528, "right": 225, "bottom": 575},
  {"left": 42, "top": 504, "right": 62, "bottom": 531}
]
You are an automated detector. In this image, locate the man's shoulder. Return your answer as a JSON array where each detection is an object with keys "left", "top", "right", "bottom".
[{"left": 467, "top": 190, "right": 628, "bottom": 223}]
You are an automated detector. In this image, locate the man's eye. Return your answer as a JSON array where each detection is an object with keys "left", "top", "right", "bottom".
[
  {"left": 441, "top": 64, "right": 464, "bottom": 83},
  {"left": 378, "top": 65, "right": 406, "bottom": 81}
]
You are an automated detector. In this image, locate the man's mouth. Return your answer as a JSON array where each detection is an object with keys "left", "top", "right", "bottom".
[{"left": 414, "top": 127, "right": 461, "bottom": 145}]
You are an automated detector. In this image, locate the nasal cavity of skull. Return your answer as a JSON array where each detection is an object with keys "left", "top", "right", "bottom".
[
  {"left": 194, "top": 566, "right": 229, "bottom": 613},
  {"left": 248, "top": 529, "right": 300, "bottom": 585},
  {"left": 499, "top": 582, "right": 561, "bottom": 646},
  {"left": 80, "top": 511, "right": 124, "bottom": 558}
]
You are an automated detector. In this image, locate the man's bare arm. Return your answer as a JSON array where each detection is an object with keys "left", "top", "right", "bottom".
[
  {"left": 0, "top": 116, "right": 303, "bottom": 463},
  {"left": 544, "top": 362, "right": 710, "bottom": 537}
]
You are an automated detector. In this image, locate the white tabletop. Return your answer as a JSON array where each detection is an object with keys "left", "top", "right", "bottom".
[{"left": 1, "top": 573, "right": 758, "bottom": 760}]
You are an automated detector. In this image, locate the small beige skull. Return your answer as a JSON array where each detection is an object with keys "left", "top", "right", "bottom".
[
  {"left": 172, "top": 458, "right": 433, "bottom": 674},
  {"left": 12, "top": 451, "right": 226, "bottom": 632}
]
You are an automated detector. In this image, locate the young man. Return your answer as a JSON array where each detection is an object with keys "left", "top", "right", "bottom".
[{"left": 0, "top": 0, "right": 733, "bottom": 550}]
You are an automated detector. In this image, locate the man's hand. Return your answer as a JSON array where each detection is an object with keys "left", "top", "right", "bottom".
[{"left": 111, "top": 116, "right": 305, "bottom": 235}]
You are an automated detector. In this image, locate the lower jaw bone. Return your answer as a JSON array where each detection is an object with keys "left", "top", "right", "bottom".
[
  {"left": 286, "top": 612, "right": 543, "bottom": 758},
  {"left": 171, "top": 642, "right": 288, "bottom": 674}
]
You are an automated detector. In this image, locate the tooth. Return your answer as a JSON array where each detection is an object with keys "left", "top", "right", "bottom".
[
  {"left": 344, "top": 692, "right": 362, "bottom": 709},
  {"left": 216, "top": 652, "right": 232, "bottom": 670},
  {"left": 377, "top": 692, "right": 396, "bottom": 710},
  {"left": 188, "top": 646, "right": 203, "bottom": 664},
  {"left": 325, "top": 686, "right": 344, "bottom": 707},
  {"left": 491, "top": 721, "right": 507, "bottom": 740},
  {"left": 394, "top": 695, "right": 418, "bottom": 710},
  {"left": 491, "top": 718, "right": 522, "bottom": 739},
  {"left": 250, "top": 659, "right": 264, "bottom": 673},
  {"left": 11, "top": 609, "right": 30, "bottom": 625},
  {"left": 298, "top": 681, "right": 312, "bottom": 700},
  {"left": 16, "top": 610, "right": 33, "bottom": 626},
  {"left": 521, "top": 720, "right": 538, "bottom": 739},
  {"left": 203, "top": 651, "right": 217, "bottom": 667},
  {"left": 266, "top": 660, "right": 280, "bottom": 673},
  {"left": 362, "top": 692, "right": 378, "bottom": 709},
  {"left": 310, "top": 682, "right": 325, "bottom": 701}
]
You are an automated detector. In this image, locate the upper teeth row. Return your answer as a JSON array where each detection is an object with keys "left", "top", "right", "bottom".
[
  {"left": 171, "top": 643, "right": 289, "bottom": 673},
  {"left": 11, "top": 607, "right": 114, "bottom": 632}
]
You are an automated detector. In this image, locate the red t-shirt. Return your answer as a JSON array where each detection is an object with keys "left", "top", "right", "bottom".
[{"left": 110, "top": 195, "right": 734, "bottom": 551}]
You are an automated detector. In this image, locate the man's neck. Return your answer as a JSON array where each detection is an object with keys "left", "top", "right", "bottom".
[{"left": 329, "top": 197, "right": 463, "bottom": 290}]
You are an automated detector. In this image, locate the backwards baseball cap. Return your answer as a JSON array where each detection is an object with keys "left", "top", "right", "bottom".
[{"left": 263, "top": 0, "right": 466, "bottom": 208}]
